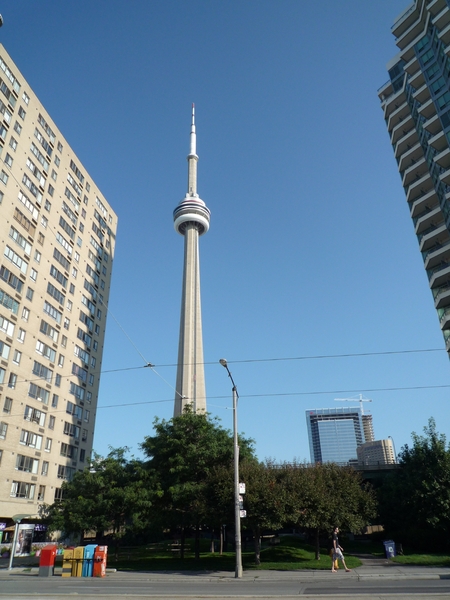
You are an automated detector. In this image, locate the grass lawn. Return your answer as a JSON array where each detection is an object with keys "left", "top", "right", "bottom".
[
  {"left": 107, "top": 536, "right": 362, "bottom": 572},
  {"left": 392, "top": 554, "right": 450, "bottom": 567}
]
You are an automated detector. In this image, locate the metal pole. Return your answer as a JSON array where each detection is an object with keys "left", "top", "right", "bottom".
[
  {"left": 8, "top": 521, "right": 19, "bottom": 570},
  {"left": 232, "top": 384, "right": 243, "bottom": 578},
  {"left": 219, "top": 359, "right": 243, "bottom": 579}
]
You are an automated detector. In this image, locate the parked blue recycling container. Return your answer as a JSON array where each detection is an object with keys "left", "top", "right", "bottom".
[
  {"left": 383, "top": 540, "right": 396, "bottom": 558},
  {"left": 82, "top": 544, "right": 97, "bottom": 577}
]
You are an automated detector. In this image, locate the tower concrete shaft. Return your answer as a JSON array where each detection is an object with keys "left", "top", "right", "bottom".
[{"left": 173, "top": 106, "right": 210, "bottom": 416}]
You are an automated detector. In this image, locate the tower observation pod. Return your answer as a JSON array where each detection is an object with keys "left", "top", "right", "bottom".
[{"left": 173, "top": 105, "right": 210, "bottom": 416}]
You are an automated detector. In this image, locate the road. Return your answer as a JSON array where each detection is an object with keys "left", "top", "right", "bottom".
[{"left": 1, "top": 567, "right": 450, "bottom": 599}]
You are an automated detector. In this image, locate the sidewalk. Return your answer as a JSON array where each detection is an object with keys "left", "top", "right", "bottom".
[{"left": 0, "top": 561, "right": 449, "bottom": 581}]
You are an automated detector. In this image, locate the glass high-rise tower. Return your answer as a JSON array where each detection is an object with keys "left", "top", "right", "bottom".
[
  {"left": 306, "top": 407, "right": 366, "bottom": 464},
  {"left": 379, "top": 0, "right": 450, "bottom": 355}
]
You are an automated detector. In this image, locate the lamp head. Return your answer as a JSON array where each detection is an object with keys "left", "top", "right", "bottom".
[{"left": 219, "top": 358, "right": 227, "bottom": 368}]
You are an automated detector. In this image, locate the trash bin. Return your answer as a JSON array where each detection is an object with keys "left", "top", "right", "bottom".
[
  {"left": 62, "top": 548, "right": 74, "bottom": 578},
  {"left": 38, "top": 545, "right": 57, "bottom": 577},
  {"left": 93, "top": 545, "right": 108, "bottom": 578},
  {"left": 383, "top": 540, "right": 396, "bottom": 558},
  {"left": 82, "top": 544, "right": 97, "bottom": 577}
]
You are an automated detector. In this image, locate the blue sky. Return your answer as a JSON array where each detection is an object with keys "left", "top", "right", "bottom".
[{"left": 2, "top": 0, "right": 448, "bottom": 462}]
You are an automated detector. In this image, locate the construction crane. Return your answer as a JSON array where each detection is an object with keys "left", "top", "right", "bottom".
[{"left": 334, "top": 394, "right": 372, "bottom": 414}]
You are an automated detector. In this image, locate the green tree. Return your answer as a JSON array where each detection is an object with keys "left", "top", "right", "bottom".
[
  {"left": 293, "top": 463, "right": 376, "bottom": 559},
  {"left": 42, "top": 447, "right": 154, "bottom": 554},
  {"left": 379, "top": 417, "right": 450, "bottom": 550},
  {"left": 140, "top": 408, "right": 254, "bottom": 559}
]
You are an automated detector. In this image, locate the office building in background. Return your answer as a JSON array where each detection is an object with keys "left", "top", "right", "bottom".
[
  {"left": 306, "top": 407, "right": 366, "bottom": 464},
  {"left": 0, "top": 45, "right": 117, "bottom": 522},
  {"left": 379, "top": 0, "right": 450, "bottom": 355}
]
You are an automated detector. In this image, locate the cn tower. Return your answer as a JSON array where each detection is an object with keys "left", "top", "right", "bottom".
[{"left": 173, "top": 105, "right": 211, "bottom": 416}]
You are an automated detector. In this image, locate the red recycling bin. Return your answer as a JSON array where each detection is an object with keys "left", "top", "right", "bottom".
[
  {"left": 93, "top": 545, "right": 107, "bottom": 577},
  {"left": 39, "top": 544, "right": 57, "bottom": 577}
]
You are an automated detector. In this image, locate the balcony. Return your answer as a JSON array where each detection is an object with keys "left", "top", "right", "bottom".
[
  {"left": 424, "top": 238, "right": 450, "bottom": 270},
  {"left": 439, "top": 306, "right": 450, "bottom": 330},
  {"left": 395, "top": 127, "right": 419, "bottom": 159},
  {"left": 434, "top": 147, "right": 450, "bottom": 169},
  {"left": 403, "top": 53, "right": 420, "bottom": 75},
  {"left": 432, "top": 5, "right": 449, "bottom": 30},
  {"left": 398, "top": 142, "right": 424, "bottom": 172},
  {"left": 423, "top": 113, "right": 442, "bottom": 134},
  {"left": 406, "top": 171, "right": 433, "bottom": 203},
  {"left": 419, "top": 223, "right": 448, "bottom": 251},
  {"left": 410, "top": 188, "right": 438, "bottom": 217},
  {"left": 433, "top": 282, "right": 450, "bottom": 309},
  {"left": 429, "top": 263, "right": 450, "bottom": 287},
  {"left": 409, "top": 68, "right": 425, "bottom": 89},
  {"left": 402, "top": 156, "right": 428, "bottom": 187},
  {"left": 438, "top": 21, "right": 450, "bottom": 45},
  {"left": 439, "top": 166, "right": 450, "bottom": 185},
  {"left": 428, "top": 0, "right": 447, "bottom": 17},
  {"left": 387, "top": 101, "right": 413, "bottom": 132},
  {"left": 396, "top": 11, "right": 426, "bottom": 50},
  {"left": 415, "top": 205, "right": 443, "bottom": 235},
  {"left": 418, "top": 97, "right": 437, "bottom": 119},
  {"left": 383, "top": 88, "right": 407, "bottom": 119},
  {"left": 412, "top": 81, "right": 431, "bottom": 104},
  {"left": 428, "top": 130, "right": 447, "bottom": 152},
  {"left": 390, "top": 113, "right": 415, "bottom": 144}
]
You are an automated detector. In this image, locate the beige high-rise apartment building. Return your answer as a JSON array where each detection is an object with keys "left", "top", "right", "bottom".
[
  {"left": 357, "top": 439, "right": 397, "bottom": 466},
  {"left": 0, "top": 45, "right": 117, "bottom": 522}
]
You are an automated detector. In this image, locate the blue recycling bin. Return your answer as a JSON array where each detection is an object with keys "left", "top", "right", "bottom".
[
  {"left": 383, "top": 540, "right": 396, "bottom": 558},
  {"left": 82, "top": 544, "right": 97, "bottom": 577}
]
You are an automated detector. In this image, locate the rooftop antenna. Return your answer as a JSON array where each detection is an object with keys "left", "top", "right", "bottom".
[{"left": 334, "top": 393, "right": 372, "bottom": 415}]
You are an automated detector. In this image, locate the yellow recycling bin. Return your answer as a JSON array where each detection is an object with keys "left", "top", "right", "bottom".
[
  {"left": 72, "top": 546, "right": 85, "bottom": 577},
  {"left": 62, "top": 548, "right": 74, "bottom": 577}
]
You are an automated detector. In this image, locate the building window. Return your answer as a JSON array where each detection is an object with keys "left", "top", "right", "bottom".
[
  {"left": 9, "top": 136, "right": 17, "bottom": 151},
  {"left": 11, "top": 481, "right": 35, "bottom": 499},
  {"left": 13, "top": 349, "right": 21, "bottom": 364},
  {"left": 54, "top": 155, "right": 60, "bottom": 167},
  {"left": 8, "top": 372, "right": 17, "bottom": 389},
  {"left": 48, "top": 184, "right": 54, "bottom": 197},
  {"left": 84, "top": 409, "right": 90, "bottom": 422},
  {"left": 22, "top": 306, "right": 29, "bottom": 321},
  {"left": 51, "top": 169, "right": 57, "bottom": 181},
  {"left": 13, "top": 121, "right": 22, "bottom": 135},
  {"left": 0, "top": 421, "right": 8, "bottom": 439},
  {"left": 44, "top": 199, "right": 51, "bottom": 211},
  {"left": 52, "top": 394, "right": 58, "bottom": 408},
  {"left": 38, "top": 232, "right": 45, "bottom": 245},
  {"left": 61, "top": 335, "right": 67, "bottom": 348},
  {"left": 22, "top": 91, "right": 29, "bottom": 105},
  {"left": 0, "top": 367, "right": 5, "bottom": 384},
  {"left": 17, "top": 328, "right": 26, "bottom": 343},
  {"left": 80, "top": 449, "right": 85, "bottom": 463},
  {"left": 41, "top": 215, "right": 48, "bottom": 228},
  {"left": 0, "top": 170, "right": 9, "bottom": 185},
  {"left": 18, "top": 106, "right": 26, "bottom": 120},
  {"left": 3, "top": 396, "right": 12, "bottom": 413},
  {"left": 30, "top": 268, "right": 37, "bottom": 281},
  {"left": 38, "top": 485, "right": 45, "bottom": 501},
  {"left": 58, "top": 354, "right": 64, "bottom": 367},
  {"left": 5, "top": 153, "right": 13, "bottom": 167},
  {"left": 45, "top": 437, "right": 52, "bottom": 452},
  {"left": 41, "top": 461, "right": 49, "bottom": 476},
  {"left": 81, "top": 428, "right": 88, "bottom": 442},
  {"left": 16, "top": 454, "right": 39, "bottom": 474},
  {"left": 55, "top": 374, "right": 61, "bottom": 387},
  {"left": 26, "top": 287, "right": 34, "bottom": 301},
  {"left": 54, "top": 488, "right": 63, "bottom": 501},
  {"left": 48, "top": 415, "right": 55, "bottom": 430},
  {"left": 34, "top": 250, "right": 41, "bottom": 263},
  {"left": 64, "top": 317, "right": 70, "bottom": 330}
]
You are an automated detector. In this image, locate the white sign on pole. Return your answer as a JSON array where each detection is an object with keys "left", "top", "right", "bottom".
[
  {"left": 240, "top": 510, "right": 247, "bottom": 518},
  {"left": 239, "top": 483, "right": 246, "bottom": 494}
]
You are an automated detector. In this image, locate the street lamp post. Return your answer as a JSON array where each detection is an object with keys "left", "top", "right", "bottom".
[{"left": 219, "top": 358, "right": 243, "bottom": 578}]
